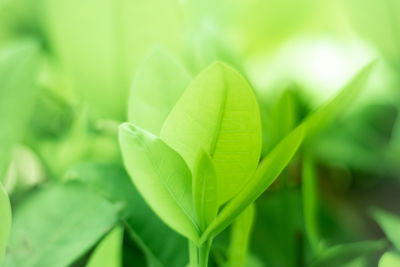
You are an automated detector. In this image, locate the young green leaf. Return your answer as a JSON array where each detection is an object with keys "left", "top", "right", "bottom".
[
  {"left": 66, "top": 162, "right": 188, "bottom": 267},
  {"left": 200, "top": 125, "right": 304, "bottom": 242},
  {"left": 0, "top": 41, "right": 40, "bottom": 177},
  {"left": 192, "top": 150, "right": 218, "bottom": 231},
  {"left": 0, "top": 184, "right": 11, "bottom": 264},
  {"left": 119, "top": 123, "right": 199, "bottom": 242},
  {"left": 312, "top": 240, "right": 386, "bottom": 267},
  {"left": 304, "top": 61, "right": 375, "bottom": 141},
  {"left": 161, "top": 62, "right": 262, "bottom": 205},
  {"left": 86, "top": 225, "right": 123, "bottom": 267},
  {"left": 302, "top": 154, "right": 320, "bottom": 253},
  {"left": 372, "top": 208, "right": 400, "bottom": 251},
  {"left": 226, "top": 203, "right": 255, "bottom": 267},
  {"left": 128, "top": 47, "right": 191, "bottom": 135},
  {"left": 3, "top": 182, "right": 119, "bottom": 267},
  {"left": 379, "top": 251, "right": 400, "bottom": 267}
]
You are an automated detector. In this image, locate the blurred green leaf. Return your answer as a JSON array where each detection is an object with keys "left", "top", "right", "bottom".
[
  {"left": 0, "top": 184, "right": 11, "bottom": 264},
  {"left": 0, "top": 41, "right": 40, "bottom": 177},
  {"left": 86, "top": 225, "right": 123, "bottom": 267},
  {"left": 304, "top": 61, "right": 375, "bottom": 141},
  {"left": 372, "top": 208, "right": 400, "bottom": 251},
  {"left": 379, "top": 251, "right": 400, "bottom": 267},
  {"left": 119, "top": 123, "right": 199, "bottom": 242},
  {"left": 200, "top": 125, "right": 304, "bottom": 242},
  {"left": 42, "top": 0, "right": 185, "bottom": 119},
  {"left": 3, "top": 182, "right": 119, "bottom": 267},
  {"left": 161, "top": 62, "right": 262, "bottom": 205},
  {"left": 302, "top": 154, "right": 320, "bottom": 253},
  {"left": 128, "top": 47, "right": 191, "bottom": 135},
  {"left": 66, "top": 162, "right": 188, "bottom": 267},
  {"left": 312, "top": 240, "right": 386, "bottom": 267},
  {"left": 193, "top": 150, "right": 218, "bottom": 231},
  {"left": 226, "top": 203, "right": 255, "bottom": 267}
]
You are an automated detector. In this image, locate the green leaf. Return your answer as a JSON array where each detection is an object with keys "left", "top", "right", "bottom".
[
  {"left": 161, "top": 62, "right": 262, "bottom": 205},
  {"left": 86, "top": 225, "right": 123, "bottom": 267},
  {"left": 128, "top": 47, "right": 191, "bottom": 135},
  {"left": 312, "top": 240, "right": 386, "bottom": 267},
  {"left": 302, "top": 154, "right": 320, "bottom": 253},
  {"left": 3, "top": 182, "right": 119, "bottom": 267},
  {"left": 200, "top": 125, "right": 304, "bottom": 243},
  {"left": 66, "top": 162, "right": 188, "bottom": 267},
  {"left": 379, "top": 251, "right": 400, "bottom": 267},
  {"left": 372, "top": 208, "right": 400, "bottom": 251},
  {"left": 0, "top": 41, "right": 40, "bottom": 177},
  {"left": 226, "top": 203, "right": 255, "bottom": 267},
  {"left": 0, "top": 184, "right": 11, "bottom": 264},
  {"left": 119, "top": 123, "right": 199, "bottom": 242},
  {"left": 193, "top": 150, "right": 218, "bottom": 231},
  {"left": 304, "top": 61, "right": 375, "bottom": 141}
]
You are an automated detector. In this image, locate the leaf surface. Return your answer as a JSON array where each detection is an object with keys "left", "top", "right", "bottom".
[
  {"left": 379, "top": 251, "right": 400, "bottom": 267},
  {"left": 372, "top": 208, "right": 400, "bottom": 251},
  {"left": 200, "top": 125, "right": 304, "bottom": 242},
  {"left": 66, "top": 162, "right": 188, "bottom": 267},
  {"left": 161, "top": 62, "right": 262, "bottom": 205},
  {"left": 3, "top": 182, "right": 119, "bottom": 267},
  {"left": 119, "top": 123, "right": 199, "bottom": 242}
]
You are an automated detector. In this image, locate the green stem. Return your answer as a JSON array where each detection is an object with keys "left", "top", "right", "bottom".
[{"left": 188, "top": 240, "right": 212, "bottom": 267}]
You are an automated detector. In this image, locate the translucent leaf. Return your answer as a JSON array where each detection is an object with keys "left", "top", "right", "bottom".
[
  {"left": 0, "top": 184, "right": 11, "bottom": 264},
  {"left": 119, "top": 123, "right": 199, "bottom": 242},
  {"left": 161, "top": 62, "right": 262, "bottom": 205}
]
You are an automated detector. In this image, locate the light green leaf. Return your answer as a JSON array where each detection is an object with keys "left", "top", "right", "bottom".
[
  {"left": 119, "top": 123, "right": 199, "bottom": 242},
  {"left": 379, "top": 251, "right": 400, "bottom": 267},
  {"left": 312, "top": 240, "right": 386, "bottom": 267},
  {"left": 66, "top": 162, "right": 188, "bottom": 267},
  {"left": 200, "top": 125, "right": 304, "bottom": 243},
  {"left": 226, "top": 203, "right": 255, "bottom": 267},
  {"left": 161, "top": 62, "right": 262, "bottom": 205},
  {"left": 0, "top": 41, "right": 40, "bottom": 177},
  {"left": 3, "top": 182, "right": 119, "bottom": 267},
  {"left": 128, "top": 47, "right": 191, "bottom": 135},
  {"left": 304, "top": 61, "right": 375, "bottom": 141},
  {"left": 302, "top": 154, "right": 320, "bottom": 253},
  {"left": 86, "top": 225, "right": 123, "bottom": 267},
  {"left": 193, "top": 150, "right": 218, "bottom": 231},
  {"left": 0, "top": 184, "right": 11, "bottom": 264},
  {"left": 372, "top": 208, "right": 400, "bottom": 251}
]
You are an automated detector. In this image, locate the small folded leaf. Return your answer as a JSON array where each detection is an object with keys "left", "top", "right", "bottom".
[
  {"left": 227, "top": 203, "right": 255, "bottom": 267},
  {"left": 379, "top": 251, "right": 400, "bottom": 267},
  {"left": 312, "top": 240, "right": 386, "bottom": 267},
  {"left": 161, "top": 62, "right": 261, "bottom": 205},
  {"left": 128, "top": 47, "right": 191, "bottom": 135},
  {"left": 193, "top": 150, "right": 218, "bottom": 231},
  {"left": 200, "top": 125, "right": 304, "bottom": 242},
  {"left": 304, "top": 61, "right": 375, "bottom": 141},
  {"left": 372, "top": 208, "right": 400, "bottom": 251},
  {"left": 119, "top": 123, "right": 199, "bottom": 242},
  {"left": 302, "top": 154, "right": 320, "bottom": 253},
  {"left": 0, "top": 184, "right": 11, "bottom": 264},
  {"left": 3, "top": 182, "right": 119, "bottom": 267}
]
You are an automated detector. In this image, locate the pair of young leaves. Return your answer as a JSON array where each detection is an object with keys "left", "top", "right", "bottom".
[{"left": 119, "top": 50, "right": 304, "bottom": 245}]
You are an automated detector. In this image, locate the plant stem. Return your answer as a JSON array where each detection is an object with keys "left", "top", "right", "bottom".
[{"left": 188, "top": 240, "right": 212, "bottom": 267}]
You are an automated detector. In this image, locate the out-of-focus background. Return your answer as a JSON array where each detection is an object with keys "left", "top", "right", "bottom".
[{"left": 1, "top": 0, "right": 400, "bottom": 266}]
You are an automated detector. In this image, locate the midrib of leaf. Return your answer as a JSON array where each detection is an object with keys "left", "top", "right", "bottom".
[
  {"left": 141, "top": 138, "right": 200, "bottom": 233},
  {"left": 21, "top": 200, "right": 112, "bottom": 267},
  {"left": 208, "top": 69, "right": 228, "bottom": 157},
  {"left": 199, "top": 169, "right": 208, "bottom": 229}
]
